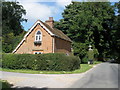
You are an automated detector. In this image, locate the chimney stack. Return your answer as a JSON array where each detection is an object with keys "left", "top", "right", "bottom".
[{"left": 45, "top": 17, "right": 54, "bottom": 28}]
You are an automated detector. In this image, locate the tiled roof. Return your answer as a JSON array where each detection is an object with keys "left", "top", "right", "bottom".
[{"left": 39, "top": 20, "right": 72, "bottom": 42}]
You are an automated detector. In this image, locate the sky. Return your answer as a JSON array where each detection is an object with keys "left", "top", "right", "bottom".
[
  {"left": 7, "top": 0, "right": 119, "bottom": 31},
  {"left": 7, "top": 0, "right": 72, "bottom": 31}
]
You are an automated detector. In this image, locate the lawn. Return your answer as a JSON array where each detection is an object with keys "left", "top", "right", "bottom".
[
  {"left": 0, "top": 61, "right": 102, "bottom": 74},
  {"left": 0, "top": 80, "right": 11, "bottom": 89}
]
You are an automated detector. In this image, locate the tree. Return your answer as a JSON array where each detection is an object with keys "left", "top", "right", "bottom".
[
  {"left": 54, "top": 2, "right": 116, "bottom": 61},
  {"left": 111, "top": 2, "right": 120, "bottom": 63},
  {"left": 2, "top": 1, "right": 27, "bottom": 35},
  {"left": 2, "top": 1, "right": 27, "bottom": 53}
]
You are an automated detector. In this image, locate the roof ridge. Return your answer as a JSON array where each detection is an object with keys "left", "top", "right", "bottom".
[{"left": 41, "top": 21, "right": 72, "bottom": 42}]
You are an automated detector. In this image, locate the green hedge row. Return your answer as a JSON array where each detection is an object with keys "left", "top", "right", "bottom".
[{"left": 2, "top": 53, "right": 81, "bottom": 71}]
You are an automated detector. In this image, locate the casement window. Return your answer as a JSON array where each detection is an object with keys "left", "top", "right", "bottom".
[{"left": 35, "top": 31, "right": 42, "bottom": 41}]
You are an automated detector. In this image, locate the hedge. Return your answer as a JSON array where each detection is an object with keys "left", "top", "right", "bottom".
[
  {"left": 2, "top": 53, "right": 81, "bottom": 71},
  {"left": 81, "top": 56, "right": 88, "bottom": 64}
]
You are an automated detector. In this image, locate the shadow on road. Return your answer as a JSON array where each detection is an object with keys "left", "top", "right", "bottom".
[
  {"left": 15, "top": 87, "right": 48, "bottom": 90},
  {"left": 4, "top": 87, "right": 78, "bottom": 90}
]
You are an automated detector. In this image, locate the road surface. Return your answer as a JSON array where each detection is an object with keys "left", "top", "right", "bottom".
[
  {"left": 70, "top": 63, "right": 119, "bottom": 88},
  {"left": 0, "top": 63, "right": 119, "bottom": 89}
]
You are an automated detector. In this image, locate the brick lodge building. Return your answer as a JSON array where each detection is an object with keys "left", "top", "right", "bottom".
[{"left": 12, "top": 17, "right": 72, "bottom": 54}]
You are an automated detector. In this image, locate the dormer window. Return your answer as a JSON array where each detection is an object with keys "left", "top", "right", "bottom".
[{"left": 34, "top": 31, "right": 42, "bottom": 44}]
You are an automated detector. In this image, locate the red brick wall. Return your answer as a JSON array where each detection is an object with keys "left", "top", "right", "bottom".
[
  {"left": 15, "top": 24, "right": 53, "bottom": 54},
  {"left": 54, "top": 37, "right": 71, "bottom": 54}
]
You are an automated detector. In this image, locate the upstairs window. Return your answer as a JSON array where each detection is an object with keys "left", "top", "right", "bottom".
[{"left": 35, "top": 31, "right": 42, "bottom": 41}]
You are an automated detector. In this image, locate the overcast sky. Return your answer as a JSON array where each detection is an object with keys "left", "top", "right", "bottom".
[{"left": 7, "top": 0, "right": 119, "bottom": 31}]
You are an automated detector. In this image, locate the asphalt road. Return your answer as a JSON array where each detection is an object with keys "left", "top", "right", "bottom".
[
  {"left": 70, "top": 63, "right": 119, "bottom": 88},
  {"left": 1, "top": 69, "right": 85, "bottom": 88},
  {"left": 0, "top": 63, "right": 119, "bottom": 89}
]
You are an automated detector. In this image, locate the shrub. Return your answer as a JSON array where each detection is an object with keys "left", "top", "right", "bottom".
[
  {"left": 2, "top": 53, "right": 81, "bottom": 71},
  {"left": 81, "top": 56, "right": 88, "bottom": 64}
]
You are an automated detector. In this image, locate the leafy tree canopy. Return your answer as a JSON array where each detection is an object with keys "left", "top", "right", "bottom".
[
  {"left": 54, "top": 2, "right": 119, "bottom": 62},
  {"left": 2, "top": 1, "right": 27, "bottom": 53},
  {"left": 2, "top": 1, "right": 27, "bottom": 35}
]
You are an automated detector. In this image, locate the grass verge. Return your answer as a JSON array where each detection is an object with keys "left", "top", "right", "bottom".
[
  {"left": 0, "top": 80, "right": 11, "bottom": 89},
  {"left": 1, "top": 64, "right": 92, "bottom": 74},
  {"left": 0, "top": 61, "right": 102, "bottom": 74}
]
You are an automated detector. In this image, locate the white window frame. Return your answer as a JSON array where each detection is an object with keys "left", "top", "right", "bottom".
[{"left": 35, "top": 30, "right": 42, "bottom": 41}]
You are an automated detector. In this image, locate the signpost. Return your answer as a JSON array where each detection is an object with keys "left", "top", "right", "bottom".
[{"left": 88, "top": 45, "right": 94, "bottom": 64}]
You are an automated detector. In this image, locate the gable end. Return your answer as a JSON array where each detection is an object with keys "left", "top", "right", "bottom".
[{"left": 12, "top": 20, "right": 55, "bottom": 53}]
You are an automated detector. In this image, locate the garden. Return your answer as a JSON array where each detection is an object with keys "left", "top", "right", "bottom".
[
  {"left": 1, "top": 53, "right": 80, "bottom": 71},
  {"left": 0, "top": 53, "right": 102, "bottom": 74}
]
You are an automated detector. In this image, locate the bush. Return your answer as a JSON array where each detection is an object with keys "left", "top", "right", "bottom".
[
  {"left": 81, "top": 56, "right": 88, "bottom": 64},
  {"left": 2, "top": 53, "right": 81, "bottom": 71}
]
